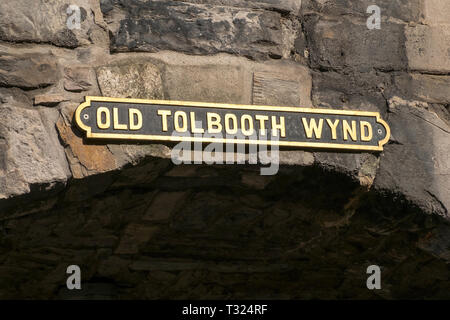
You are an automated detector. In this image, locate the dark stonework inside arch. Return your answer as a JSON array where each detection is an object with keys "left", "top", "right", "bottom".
[{"left": 1, "top": 159, "right": 449, "bottom": 299}]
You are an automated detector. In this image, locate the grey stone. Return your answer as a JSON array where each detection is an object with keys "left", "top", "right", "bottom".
[
  {"left": 311, "top": 71, "right": 389, "bottom": 118},
  {"left": 305, "top": 17, "right": 408, "bottom": 72},
  {"left": 375, "top": 102, "right": 450, "bottom": 218},
  {"left": 0, "top": 0, "right": 100, "bottom": 48},
  {"left": 102, "top": 0, "right": 298, "bottom": 59},
  {"left": 0, "top": 94, "right": 71, "bottom": 200},
  {"left": 393, "top": 73, "right": 450, "bottom": 105},
  {"left": 0, "top": 50, "right": 59, "bottom": 90},
  {"left": 156, "top": 0, "right": 303, "bottom": 15},
  {"left": 302, "top": 0, "right": 424, "bottom": 22}
]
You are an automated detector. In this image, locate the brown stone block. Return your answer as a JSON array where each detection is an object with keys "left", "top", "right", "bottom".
[
  {"left": 56, "top": 105, "right": 117, "bottom": 178},
  {"left": 34, "top": 94, "right": 68, "bottom": 107}
]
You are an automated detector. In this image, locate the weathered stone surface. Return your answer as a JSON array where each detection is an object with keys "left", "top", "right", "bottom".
[
  {"left": 97, "top": 62, "right": 164, "bottom": 99},
  {"left": 305, "top": 17, "right": 408, "bottom": 72},
  {"left": 0, "top": 93, "right": 70, "bottom": 200},
  {"left": 102, "top": 0, "right": 298, "bottom": 59},
  {"left": 64, "top": 67, "right": 94, "bottom": 92},
  {"left": 264, "top": 150, "right": 315, "bottom": 167},
  {"left": 375, "top": 101, "right": 450, "bottom": 218},
  {"left": 163, "top": 0, "right": 302, "bottom": 15},
  {"left": 164, "top": 62, "right": 251, "bottom": 104},
  {"left": 0, "top": 0, "right": 102, "bottom": 48},
  {"left": 311, "top": 70, "right": 389, "bottom": 114},
  {"left": 0, "top": 50, "right": 59, "bottom": 89},
  {"left": 56, "top": 104, "right": 118, "bottom": 179},
  {"left": 394, "top": 73, "right": 450, "bottom": 105},
  {"left": 253, "top": 71, "right": 305, "bottom": 107},
  {"left": 302, "top": 0, "right": 424, "bottom": 22},
  {"left": 157, "top": 52, "right": 312, "bottom": 106},
  {"left": 405, "top": 25, "right": 450, "bottom": 73},
  {"left": 423, "top": 0, "right": 450, "bottom": 25},
  {"left": 34, "top": 94, "right": 68, "bottom": 107}
]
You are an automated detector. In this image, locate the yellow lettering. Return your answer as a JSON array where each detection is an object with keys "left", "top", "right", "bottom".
[
  {"left": 255, "top": 115, "right": 269, "bottom": 136},
  {"left": 113, "top": 108, "right": 128, "bottom": 130},
  {"left": 174, "top": 111, "right": 188, "bottom": 132},
  {"left": 129, "top": 108, "right": 142, "bottom": 130},
  {"left": 225, "top": 113, "right": 238, "bottom": 135},
  {"left": 190, "top": 112, "right": 205, "bottom": 134},
  {"left": 241, "top": 114, "right": 254, "bottom": 136},
  {"left": 271, "top": 116, "right": 286, "bottom": 138},
  {"left": 343, "top": 120, "right": 357, "bottom": 141},
  {"left": 302, "top": 118, "right": 324, "bottom": 139},
  {"left": 360, "top": 121, "right": 373, "bottom": 142},
  {"left": 157, "top": 110, "right": 171, "bottom": 132},
  {"left": 97, "top": 107, "right": 110, "bottom": 129},
  {"left": 207, "top": 112, "right": 222, "bottom": 133},
  {"left": 326, "top": 119, "right": 340, "bottom": 140}
]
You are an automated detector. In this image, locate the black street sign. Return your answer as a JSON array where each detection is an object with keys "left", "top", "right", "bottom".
[{"left": 75, "top": 96, "right": 391, "bottom": 151}]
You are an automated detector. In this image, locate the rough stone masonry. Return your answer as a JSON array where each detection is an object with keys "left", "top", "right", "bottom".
[{"left": 0, "top": 0, "right": 449, "bottom": 299}]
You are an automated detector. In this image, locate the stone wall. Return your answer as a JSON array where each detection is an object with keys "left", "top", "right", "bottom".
[{"left": 0, "top": 0, "right": 449, "bottom": 299}]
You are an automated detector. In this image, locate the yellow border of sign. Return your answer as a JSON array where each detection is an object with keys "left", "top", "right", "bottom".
[{"left": 75, "top": 96, "right": 391, "bottom": 152}]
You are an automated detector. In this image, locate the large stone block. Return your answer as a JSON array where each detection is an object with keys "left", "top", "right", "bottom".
[
  {"left": 97, "top": 62, "right": 164, "bottom": 99},
  {"left": 152, "top": 0, "right": 302, "bottom": 15},
  {"left": 0, "top": 92, "right": 71, "bottom": 200},
  {"left": 0, "top": 49, "right": 59, "bottom": 90},
  {"left": 0, "top": 0, "right": 103, "bottom": 48},
  {"left": 311, "top": 71, "right": 390, "bottom": 115},
  {"left": 375, "top": 101, "right": 450, "bottom": 217},
  {"left": 163, "top": 63, "right": 251, "bottom": 104},
  {"left": 394, "top": 74, "right": 450, "bottom": 105},
  {"left": 302, "top": 0, "right": 424, "bottom": 22},
  {"left": 64, "top": 67, "right": 95, "bottom": 92},
  {"left": 101, "top": 0, "right": 297, "bottom": 59},
  {"left": 305, "top": 17, "right": 408, "bottom": 72},
  {"left": 151, "top": 52, "right": 313, "bottom": 106},
  {"left": 405, "top": 25, "right": 450, "bottom": 73}
]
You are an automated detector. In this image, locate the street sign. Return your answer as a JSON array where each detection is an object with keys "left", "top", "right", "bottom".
[{"left": 75, "top": 96, "right": 390, "bottom": 151}]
